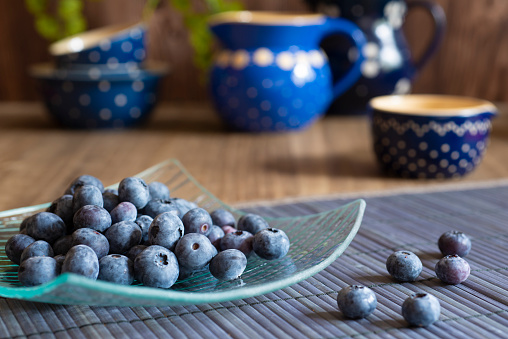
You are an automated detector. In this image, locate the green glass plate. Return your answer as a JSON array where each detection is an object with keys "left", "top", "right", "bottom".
[{"left": 0, "top": 159, "right": 365, "bottom": 306}]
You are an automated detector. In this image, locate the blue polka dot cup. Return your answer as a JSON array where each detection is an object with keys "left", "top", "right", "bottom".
[
  {"left": 209, "top": 11, "right": 367, "bottom": 132},
  {"left": 49, "top": 23, "right": 146, "bottom": 70},
  {"left": 30, "top": 62, "right": 167, "bottom": 129},
  {"left": 370, "top": 95, "right": 497, "bottom": 179}
]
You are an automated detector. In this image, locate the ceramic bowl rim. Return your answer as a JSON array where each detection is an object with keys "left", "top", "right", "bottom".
[
  {"left": 29, "top": 62, "right": 169, "bottom": 82},
  {"left": 49, "top": 22, "right": 144, "bottom": 56},
  {"left": 369, "top": 94, "right": 497, "bottom": 118},
  {"left": 208, "top": 11, "right": 326, "bottom": 26}
]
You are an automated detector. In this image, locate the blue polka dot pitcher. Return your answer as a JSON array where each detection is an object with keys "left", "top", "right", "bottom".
[{"left": 208, "top": 11, "right": 367, "bottom": 132}]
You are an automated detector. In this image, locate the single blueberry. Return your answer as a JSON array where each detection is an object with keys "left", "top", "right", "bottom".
[
  {"left": 98, "top": 254, "right": 134, "bottom": 285},
  {"left": 126, "top": 244, "right": 147, "bottom": 262},
  {"left": 143, "top": 199, "right": 180, "bottom": 219},
  {"left": 135, "top": 215, "right": 153, "bottom": 244},
  {"left": 65, "top": 174, "right": 104, "bottom": 195},
  {"left": 402, "top": 293, "right": 441, "bottom": 327},
  {"left": 20, "top": 240, "right": 54, "bottom": 263},
  {"left": 435, "top": 254, "right": 470, "bottom": 284},
  {"left": 220, "top": 230, "right": 254, "bottom": 256},
  {"left": 73, "top": 205, "right": 112, "bottom": 233},
  {"left": 104, "top": 221, "right": 142, "bottom": 254},
  {"left": 71, "top": 228, "right": 110, "bottom": 259},
  {"left": 19, "top": 217, "right": 29, "bottom": 233},
  {"left": 102, "top": 191, "right": 119, "bottom": 212},
  {"left": 175, "top": 233, "right": 217, "bottom": 271},
  {"left": 25, "top": 212, "right": 66, "bottom": 244},
  {"left": 118, "top": 177, "right": 150, "bottom": 209},
  {"left": 386, "top": 251, "right": 423, "bottom": 282},
  {"left": 208, "top": 225, "right": 225, "bottom": 250},
  {"left": 52, "top": 235, "right": 73, "bottom": 255},
  {"left": 134, "top": 245, "right": 179, "bottom": 288},
  {"left": 237, "top": 213, "right": 269, "bottom": 234},
  {"left": 72, "top": 184, "right": 104, "bottom": 213},
  {"left": 53, "top": 254, "right": 66, "bottom": 274},
  {"left": 61, "top": 244, "right": 99, "bottom": 280},
  {"left": 104, "top": 188, "right": 118, "bottom": 195},
  {"left": 253, "top": 228, "right": 290, "bottom": 260},
  {"left": 18, "top": 256, "right": 59, "bottom": 286},
  {"left": 148, "top": 212, "right": 184, "bottom": 251},
  {"left": 148, "top": 181, "right": 171, "bottom": 200},
  {"left": 5, "top": 234, "right": 35, "bottom": 265},
  {"left": 210, "top": 209, "right": 236, "bottom": 228},
  {"left": 209, "top": 249, "right": 247, "bottom": 281},
  {"left": 181, "top": 208, "right": 213, "bottom": 236},
  {"left": 337, "top": 285, "right": 377, "bottom": 319},
  {"left": 110, "top": 201, "right": 138, "bottom": 224},
  {"left": 171, "top": 198, "right": 198, "bottom": 218},
  {"left": 438, "top": 231, "right": 472, "bottom": 257},
  {"left": 48, "top": 194, "right": 74, "bottom": 229}
]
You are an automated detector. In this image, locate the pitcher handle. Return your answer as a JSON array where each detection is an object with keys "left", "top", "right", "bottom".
[
  {"left": 320, "top": 18, "right": 367, "bottom": 99},
  {"left": 407, "top": 0, "right": 446, "bottom": 70}
]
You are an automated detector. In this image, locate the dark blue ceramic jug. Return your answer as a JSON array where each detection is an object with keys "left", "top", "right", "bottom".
[{"left": 306, "top": 0, "right": 446, "bottom": 115}]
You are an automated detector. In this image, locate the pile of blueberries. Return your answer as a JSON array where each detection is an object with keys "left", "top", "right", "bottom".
[
  {"left": 337, "top": 230, "right": 472, "bottom": 327},
  {"left": 5, "top": 175, "right": 290, "bottom": 289}
]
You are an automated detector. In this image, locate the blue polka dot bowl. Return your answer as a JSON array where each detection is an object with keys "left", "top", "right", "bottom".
[
  {"left": 370, "top": 95, "right": 497, "bottom": 179},
  {"left": 49, "top": 22, "right": 146, "bottom": 70},
  {"left": 30, "top": 62, "right": 168, "bottom": 129}
]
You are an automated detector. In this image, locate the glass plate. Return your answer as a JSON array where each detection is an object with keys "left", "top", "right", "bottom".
[{"left": 0, "top": 159, "right": 365, "bottom": 306}]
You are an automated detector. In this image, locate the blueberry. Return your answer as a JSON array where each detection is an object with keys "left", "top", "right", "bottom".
[
  {"left": 54, "top": 254, "right": 66, "bottom": 274},
  {"left": 52, "top": 235, "right": 73, "bottom": 255},
  {"left": 148, "top": 181, "right": 170, "bottom": 200},
  {"left": 72, "top": 184, "right": 104, "bottom": 213},
  {"left": 134, "top": 245, "right": 179, "bottom": 288},
  {"left": 143, "top": 199, "right": 180, "bottom": 219},
  {"left": 65, "top": 174, "right": 104, "bottom": 195},
  {"left": 104, "top": 188, "right": 118, "bottom": 195},
  {"left": 19, "top": 217, "right": 29, "bottom": 233},
  {"left": 61, "top": 244, "right": 99, "bottom": 279},
  {"left": 253, "top": 228, "right": 290, "bottom": 260},
  {"left": 208, "top": 225, "right": 225, "bottom": 250},
  {"left": 220, "top": 230, "right": 254, "bottom": 256},
  {"left": 104, "top": 221, "right": 142, "bottom": 254},
  {"left": 222, "top": 225, "right": 237, "bottom": 235},
  {"left": 181, "top": 208, "right": 213, "bottom": 236},
  {"left": 438, "top": 231, "right": 471, "bottom": 257},
  {"left": 172, "top": 198, "right": 198, "bottom": 218},
  {"left": 126, "top": 244, "right": 147, "bottom": 262},
  {"left": 135, "top": 215, "right": 153, "bottom": 244},
  {"left": 435, "top": 254, "right": 470, "bottom": 284},
  {"left": 18, "top": 256, "right": 59, "bottom": 286},
  {"left": 210, "top": 209, "right": 236, "bottom": 228},
  {"left": 174, "top": 233, "right": 217, "bottom": 271},
  {"left": 98, "top": 254, "right": 134, "bottom": 285},
  {"left": 73, "top": 205, "right": 112, "bottom": 233},
  {"left": 386, "top": 251, "right": 422, "bottom": 282},
  {"left": 48, "top": 194, "right": 74, "bottom": 229},
  {"left": 25, "top": 212, "right": 66, "bottom": 244},
  {"left": 20, "top": 240, "right": 54, "bottom": 263},
  {"left": 337, "top": 285, "right": 377, "bottom": 319},
  {"left": 110, "top": 201, "right": 138, "bottom": 224},
  {"left": 148, "top": 212, "right": 184, "bottom": 251},
  {"left": 237, "top": 213, "right": 269, "bottom": 234},
  {"left": 102, "top": 191, "right": 119, "bottom": 212},
  {"left": 118, "top": 177, "right": 150, "bottom": 209},
  {"left": 402, "top": 293, "right": 440, "bottom": 327},
  {"left": 5, "top": 234, "right": 35, "bottom": 265},
  {"left": 71, "top": 228, "right": 109, "bottom": 259},
  {"left": 209, "top": 249, "right": 247, "bottom": 281}
]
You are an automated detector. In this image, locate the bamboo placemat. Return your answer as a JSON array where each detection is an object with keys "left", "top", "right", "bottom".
[{"left": 1, "top": 183, "right": 507, "bottom": 338}]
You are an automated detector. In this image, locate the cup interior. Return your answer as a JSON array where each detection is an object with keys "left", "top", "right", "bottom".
[
  {"left": 49, "top": 22, "right": 142, "bottom": 56},
  {"left": 370, "top": 95, "right": 497, "bottom": 117}
]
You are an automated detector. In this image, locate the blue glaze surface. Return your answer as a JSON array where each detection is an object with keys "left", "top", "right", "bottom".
[{"left": 209, "top": 13, "right": 366, "bottom": 132}]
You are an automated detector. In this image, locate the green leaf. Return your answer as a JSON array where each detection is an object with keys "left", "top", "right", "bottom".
[
  {"left": 25, "top": 0, "right": 47, "bottom": 14},
  {"left": 64, "top": 15, "right": 87, "bottom": 36},
  {"left": 35, "top": 15, "right": 60, "bottom": 41},
  {"left": 58, "top": 0, "right": 83, "bottom": 17}
]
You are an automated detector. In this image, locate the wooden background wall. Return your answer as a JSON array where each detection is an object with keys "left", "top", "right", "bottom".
[{"left": 1, "top": 0, "right": 507, "bottom": 103}]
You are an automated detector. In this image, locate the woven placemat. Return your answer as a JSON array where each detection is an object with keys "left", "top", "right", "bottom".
[{"left": 1, "top": 184, "right": 508, "bottom": 338}]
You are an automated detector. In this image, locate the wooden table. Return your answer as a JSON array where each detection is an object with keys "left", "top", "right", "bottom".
[{"left": 1, "top": 102, "right": 507, "bottom": 211}]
